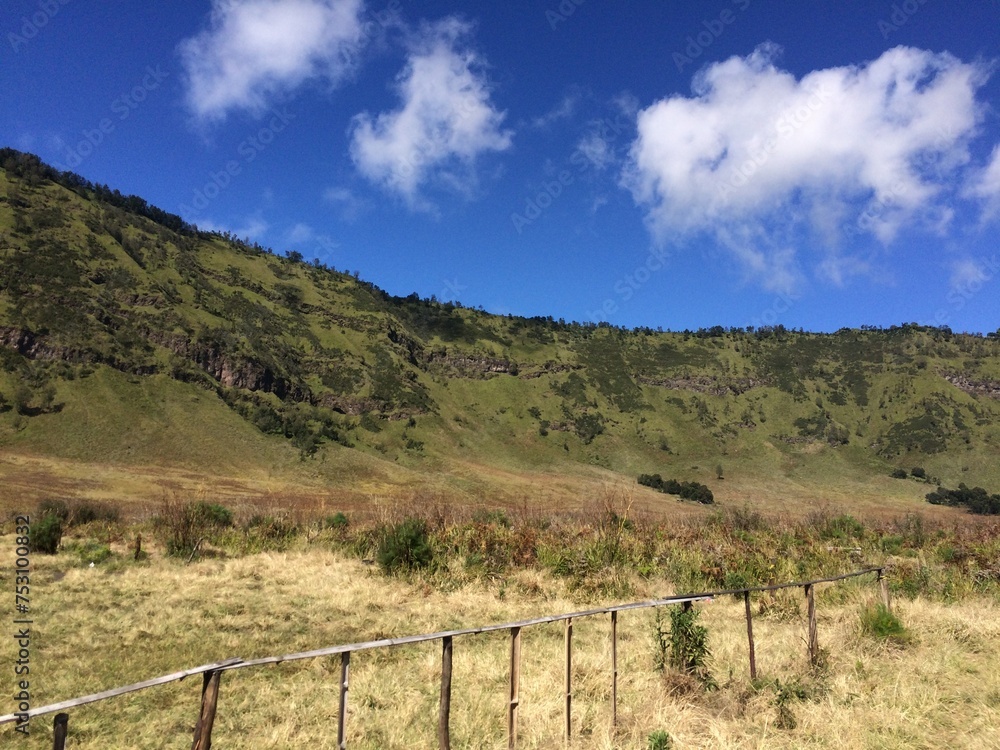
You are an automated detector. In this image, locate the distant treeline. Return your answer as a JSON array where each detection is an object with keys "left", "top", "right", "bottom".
[
  {"left": 927, "top": 484, "right": 1000, "bottom": 515},
  {"left": 638, "top": 474, "right": 715, "bottom": 504}
]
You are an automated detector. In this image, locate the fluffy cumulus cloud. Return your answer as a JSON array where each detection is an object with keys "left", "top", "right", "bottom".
[
  {"left": 966, "top": 145, "right": 1000, "bottom": 221},
  {"left": 349, "top": 18, "right": 513, "bottom": 208},
  {"left": 623, "top": 44, "right": 995, "bottom": 291},
  {"left": 180, "top": 0, "right": 367, "bottom": 120}
]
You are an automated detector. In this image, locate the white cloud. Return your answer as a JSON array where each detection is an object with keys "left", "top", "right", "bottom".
[
  {"left": 950, "top": 257, "right": 992, "bottom": 291},
  {"left": 286, "top": 222, "right": 315, "bottom": 244},
  {"left": 623, "top": 44, "right": 994, "bottom": 291},
  {"left": 575, "top": 131, "right": 614, "bottom": 171},
  {"left": 349, "top": 18, "right": 513, "bottom": 209},
  {"left": 966, "top": 145, "right": 1000, "bottom": 222},
  {"left": 323, "top": 186, "right": 368, "bottom": 221},
  {"left": 531, "top": 92, "right": 580, "bottom": 129},
  {"left": 179, "top": 0, "right": 367, "bottom": 121}
]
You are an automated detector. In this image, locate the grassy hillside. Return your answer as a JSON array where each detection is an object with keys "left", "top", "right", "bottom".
[
  {"left": 2, "top": 148, "right": 1000, "bottom": 516},
  {"left": 1, "top": 543, "right": 998, "bottom": 748}
]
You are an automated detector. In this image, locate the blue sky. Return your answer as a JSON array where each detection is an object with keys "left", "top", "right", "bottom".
[{"left": 3, "top": 0, "right": 1000, "bottom": 333}]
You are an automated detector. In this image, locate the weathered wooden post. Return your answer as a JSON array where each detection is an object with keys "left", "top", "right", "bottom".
[
  {"left": 191, "top": 670, "right": 222, "bottom": 750},
  {"left": 743, "top": 590, "right": 757, "bottom": 681},
  {"left": 134, "top": 534, "right": 142, "bottom": 561},
  {"left": 52, "top": 713, "right": 69, "bottom": 750},
  {"left": 564, "top": 618, "right": 573, "bottom": 744},
  {"left": 878, "top": 568, "right": 892, "bottom": 613},
  {"left": 610, "top": 611, "right": 618, "bottom": 730},
  {"left": 508, "top": 627, "right": 522, "bottom": 750},
  {"left": 439, "top": 636, "right": 453, "bottom": 750},
  {"left": 805, "top": 584, "right": 819, "bottom": 667},
  {"left": 338, "top": 652, "right": 350, "bottom": 750}
]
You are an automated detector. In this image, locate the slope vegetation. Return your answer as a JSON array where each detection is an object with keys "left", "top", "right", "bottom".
[{"left": 1, "top": 148, "right": 999, "bottom": 515}]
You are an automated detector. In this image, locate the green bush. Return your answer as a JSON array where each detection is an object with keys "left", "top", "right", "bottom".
[
  {"left": 666, "top": 605, "right": 715, "bottom": 688},
  {"left": 819, "top": 514, "right": 865, "bottom": 541},
  {"left": 377, "top": 519, "right": 434, "bottom": 575},
  {"left": 324, "top": 512, "right": 350, "bottom": 530},
  {"left": 638, "top": 475, "right": 714, "bottom": 504},
  {"left": 71, "top": 502, "right": 121, "bottom": 525},
  {"left": 193, "top": 502, "right": 234, "bottom": 528},
  {"left": 30, "top": 515, "right": 62, "bottom": 554},
  {"left": 158, "top": 500, "right": 233, "bottom": 558},
  {"left": 890, "top": 468, "right": 908, "bottom": 479},
  {"left": 880, "top": 534, "right": 904, "bottom": 555},
  {"left": 859, "top": 603, "right": 911, "bottom": 644},
  {"left": 647, "top": 730, "right": 673, "bottom": 750},
  {"left": 67, "top": 540, "right": 113, "bottom": 565},
  {"left": 245, "top": 514, "right": 297, "bottom": 540}
]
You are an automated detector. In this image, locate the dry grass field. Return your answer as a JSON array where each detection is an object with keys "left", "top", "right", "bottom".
[{"left": 1, "top": 541, "right": 999, "bottom": 749}]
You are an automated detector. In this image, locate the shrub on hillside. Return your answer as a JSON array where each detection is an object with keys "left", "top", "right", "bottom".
[
  {"left": 193, "top": 502, "right": 234, "bottom": 528},
  {"left": 377, "top": 519, "right": 434, "bottom": 575},
  {"left": 637, "top": 475, "right": 714, "bottom": 504},
  {"left": 30, "top": 515, "right": 63, "bottom": 554},
  {"left": 158, "top": 500, "right": 234, "bottom": 557},
  {"left": 927, "top": 484, "right": 1000, "bottom": 515},
  {"left": 71, "top": 502, "right": 121, "bottom": 525},
  {"left": 324, "top": 512, "right": 350, "bottom": 530}
]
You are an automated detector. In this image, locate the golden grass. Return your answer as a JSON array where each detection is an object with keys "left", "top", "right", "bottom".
[
  {"left": 1, "top": 544, "right": 998, "bottom": 749},
  {"left": 0, "top": 447, "right": 962, "bottom": 530}
]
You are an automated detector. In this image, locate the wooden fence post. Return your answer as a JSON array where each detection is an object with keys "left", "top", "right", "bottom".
[
  {"left": 610, "top": 611, "right": 618, "bottom": 731},
  {"left": 52, "top": 713, "right": 69, "bottom": 750},
  {"left": 743, "top": 590, "right": 757, "bottom": 681},
  {"left": 508, "top": 626, "right": 522, "bottom": 750},
  {"left": 805, "top": 584, "right": 819, "bottom": 668},
  {"left": 337, "top": 652, "right": 351, "bottom": 750},
  {"left": 191, "top": 670, "right": 222, "bottom": 750},
  {"left": 878, "top": 569, "right": 892, "bottom": 613},
  {"left": 439, "top": 636, "right": 453, "bottom": 750},
  {"left": 564, "top": 618, "right": 573, "bottom": 744}
]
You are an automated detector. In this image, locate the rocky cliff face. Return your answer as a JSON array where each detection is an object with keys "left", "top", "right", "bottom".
[{"left": 944, "top": 373, "right": 1000, "bottom": 400}]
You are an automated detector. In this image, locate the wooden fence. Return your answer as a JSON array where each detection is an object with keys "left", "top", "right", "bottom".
[{"left": 0, "top": 567, "right": 889, "bottom": 749}]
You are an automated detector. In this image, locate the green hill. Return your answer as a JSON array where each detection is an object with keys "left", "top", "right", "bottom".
[{"left": 2, "top": 148, "right": 999, "bottom": 515}]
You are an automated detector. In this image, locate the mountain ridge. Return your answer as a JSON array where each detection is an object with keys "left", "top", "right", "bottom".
[{"left": 1, "top": 148, "right": 999, "bottom": 515}]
